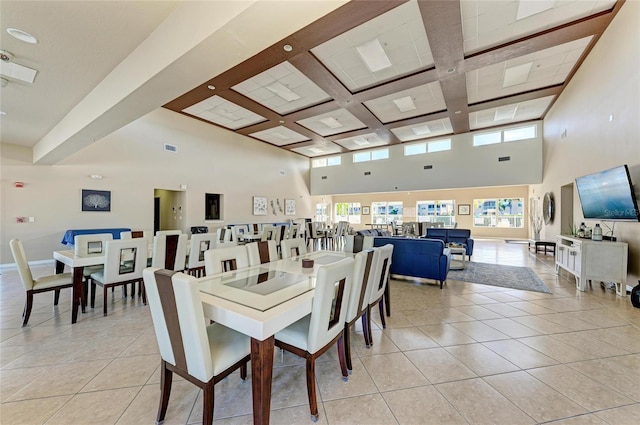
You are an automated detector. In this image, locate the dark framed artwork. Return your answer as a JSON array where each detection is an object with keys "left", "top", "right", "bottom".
[
  {"left": 458, "top": 204, "right": 470, "bottom": 215},
  {"left": 82, "top": 189, "right": 111, "bottom": 212},
  {"left": 362, "top": 206, "right": 370, "bottom": 215}
]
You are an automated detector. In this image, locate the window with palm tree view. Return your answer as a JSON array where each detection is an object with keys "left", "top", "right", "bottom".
[
  {"left": 416, "top": 200, "right": 455, "bottom": 226},
  {"left": 371, "top": 202, "right": 403, "bottom": 225},
  {"left": 473, "top": 198, "right": 524, "bottom": 228}
]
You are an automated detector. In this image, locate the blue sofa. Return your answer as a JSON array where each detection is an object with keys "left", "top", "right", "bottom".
[
  {"left": 373, "top": 237, "right": 451, "bottom": 289},
  {"left": 424, "top": 228, "right": 474, "bottom": 257}
]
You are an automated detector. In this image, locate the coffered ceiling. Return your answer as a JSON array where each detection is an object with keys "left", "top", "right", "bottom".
[{"left": 165, "top": 0, "right": 624, "bottom": 158}]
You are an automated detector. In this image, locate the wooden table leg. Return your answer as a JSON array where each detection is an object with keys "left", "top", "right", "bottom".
[
  {"left": 71, "top": 266, "right": 84, "bottom": 323},
  {"left": 251, "top": 336, "right": 274, "bottom": 425}
]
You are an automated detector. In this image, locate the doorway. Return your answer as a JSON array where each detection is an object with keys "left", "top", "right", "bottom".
[
  {"left": 153, "top": 189, "right": 186, "bottom": 234},
  {"left": 560, "top": 183, "right": 574, "bottom": 235}
]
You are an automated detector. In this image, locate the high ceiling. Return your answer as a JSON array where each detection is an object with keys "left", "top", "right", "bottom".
[
  {"left": 166, "top": 0, "right": 624, "bottom": 158},
  {"left": 0, "top": 1, "right": 624, "bottom": 162}
]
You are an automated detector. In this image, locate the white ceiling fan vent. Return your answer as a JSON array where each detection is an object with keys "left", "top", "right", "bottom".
[{"left": 164, "top": 143, "right": 177, "bottom": 153}]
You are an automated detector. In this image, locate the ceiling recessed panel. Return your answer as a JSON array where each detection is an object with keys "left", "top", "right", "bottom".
[
  {"left": 390, "top": 118, "right": 453, "bottom": 142},
  {"left": 249, "top": 126, "right": 310, "bottom": 146},
  {"left": 469, "top": 95, "right": 554, "bottom": 130},
  {"left": 182, "top": 95, "right": 265, "bottom": 130},
  {"left": 364, "top": 81, "right": 446, "bottom": 123},
  {"left": 311, "top": 0, "right": 434, "bottom": 92},
  {"left": 296, "top": 108, "right": 366, "bottom": 136},
  {"left": 466, "top": 36, "right": 592, "bottom": 104},
  {"left": 461, "top": 0, "right": 616, "bottom": 54},
  {"left": 333, "top": 132, "right": 387, "bottom": 150},
  {"left": 291, "top": 142, "right": 343, "bottom": 157},
  {"left": 232, "top": 62, "right": 331, "bottom": 115}
]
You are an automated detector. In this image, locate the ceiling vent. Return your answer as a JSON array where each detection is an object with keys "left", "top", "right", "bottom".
[
  {"left": 498, "top": 156, "right": 511, "bottom": 162},
  {"left": 164, "top": 143, "right": 177, "bottom": 153},
  {"left": 364, "top": 171, "right": 371, "bottom": 176},
  {"left": 423, "top": 165, "right": 433, "bottom": 170}
]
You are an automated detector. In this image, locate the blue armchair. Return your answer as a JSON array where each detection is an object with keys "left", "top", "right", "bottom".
[
  {"left": 425, "top": 228, "right": 474, "bottom": 257},
  {"left": 373, "top": 237, "right": 451, "bottom": 289}
]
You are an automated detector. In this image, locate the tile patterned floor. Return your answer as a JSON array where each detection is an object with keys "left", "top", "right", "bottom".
[{"left": 1, "top": 240, "right": 639, "bottom": 424}]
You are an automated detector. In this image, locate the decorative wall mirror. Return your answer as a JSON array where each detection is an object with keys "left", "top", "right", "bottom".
[{"left": 543, "top": 192, "right": 555, "bottom": 224}]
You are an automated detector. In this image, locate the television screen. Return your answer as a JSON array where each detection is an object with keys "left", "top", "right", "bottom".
[{"left": 575, "top": 165, "right": 640, "bottom": 221}]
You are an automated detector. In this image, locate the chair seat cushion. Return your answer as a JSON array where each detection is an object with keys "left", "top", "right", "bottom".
[
  {"left": 207, "top": 323, "right": 251, "bottom": 376},
  {"left": 83, "top": 265, "right": 104, "bottom": 277},
  {"left": 89, "top": 271, "right": 105, "bottom": 284},
  {"left": 33, "top": 273, "right": 73, "bottom": 290},
  {"left": 275, "top": 314, "right": 311, "bottom": 352}
]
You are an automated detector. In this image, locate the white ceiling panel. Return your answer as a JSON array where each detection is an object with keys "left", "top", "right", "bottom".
[
  {"left": 291, "top": 142, "right": 343, "bottom": 157},
  {"left": 469, "top": 95, "right": 555, "bottom": 129},
  {"left": 311, "top": 0, "right": 434, "bottom": 92},
  {"left": 461, "top": 0, "right": 616, "bottom": 54},
  {"left": 333, "top": 132, "right": 388, "bottom": 150},
  {"left": 232, "top": 62, "right": 331, "bottom": 115},
  {"left": 183, "top": 95, "right": 265, "bottom": 130},
  {"left": 249, "top": 126, "right": 309, "bottom": 146},
  {"left": 365, "top": 81, "right": 446, "bottom": 123},
  {"left": 296, "top": 108, "right": 366, "bottom": 136},
  {"left": 466, "top": 36, "right": 592, "bottom": 103},
  {"left": 390, "top": 118, "right": 453, "bottom": 142}
]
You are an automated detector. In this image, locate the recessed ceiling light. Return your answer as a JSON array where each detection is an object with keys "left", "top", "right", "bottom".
[
  {"left": 319, "top": 117, "right": 343, "bottom": 129},
  {"left": 309, "top": 147, "right": 325, "bottom": 154},
  {"left": 503, "top": 62, "right": 533, "bottom": 88},
  {"left": 207, "top": 85, "right": 215, "bottom": 90},
  {"left": 412, "top": 124, "right": 431, "bottom": 135},
  {"left": 279, "top": 120, "right": 285, "bottom": 124},
  {"left": 454, "top": 110, "right": 462, "bottom": 114},
  {"left": 393, "top": 96, "right": 417, "bottom": 113},
  {"left": 356, "top": 38, "right": 392, "bottom": 73},
  {"left": 0, "top": 111, "right": 7, "bottom": 115},
  {"left": 89, "top": 174, "right": 103, "bottom": 180},
  {"left": 283, "top": 44, "right": 293, "bottom": 52},
  {"left": 353, "top": 137, "right": 370, "bottom": 146},
  {"left": 6, "top": 28, "right": 38, "bottom": 44},
  {"left": 266, "top": 81, "right": 301, "bottom": 102}
]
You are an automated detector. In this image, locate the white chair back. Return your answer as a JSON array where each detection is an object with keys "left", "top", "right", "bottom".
[
  {"left": 261, "top": 225, "right": 276, "bottom": 242},
  {"left": 274, "top": 225, "right": 287, "bottom": 246},
  {"left": 204, "top": 245, "right": 249, "bottom": 275},
  {"left": 74, "top": 233, "right": 113, "bottom": 257},
  {"left": 233, "top": 226, "right": 247, "bottom": 242},
  {"left": 156, "top": 230, "right": 182, "bottom": 237},
  {"left": 9, "top": 239, "right": 34, "bottom": 290},
  {"left": 187, "top": 233, "right": 217, "bottom": 271},
  {"left": 287, "top": 223, "right": 301, "bottom": 239},
  {"left": 143, "top": 268, "right": 213, "bottom": 382},
  {"left": 246, "top": 240, "right": 278, "bottom": 266},
  {"left": 369, "top": 244, "right": 393, "bottom": 305},
  {"left": 307, "top": 258, "right": 354, "bottom": 354},
  {"left": 347, "top": 249, "right": 377, "bottom": 322},
  {"left": 344, "top": 235, "right": 374, "bottom": 253},
  {"left": 216, "top": 227, "right": 233, "bottom": 243},
  {"left": 152, "top": 234, "right": 188, "bottom": 271},
  {"left": 102, "top": 239, "right": 148, "bottom": 284},
  {"left": 280, "top": 238, "right": 308, "bottom": 259}
]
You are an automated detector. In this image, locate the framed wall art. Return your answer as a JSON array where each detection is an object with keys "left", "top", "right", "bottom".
[
  {"left": 458, "top": 204, "right": 470, "bottom": 215},
  {"left": 285, "top": 199, "right": 296, "bottom": 215},
  {"left": 362, "top": 206, "right": 370, "bottom": 215},
  {"left": 253, "top": 196, "right": 267, "bottom": 215},
  {"left": 82, "top": 189, "right": 111, "bottom": 212}
]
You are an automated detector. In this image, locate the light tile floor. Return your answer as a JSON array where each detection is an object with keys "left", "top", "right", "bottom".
[{"left": 1, "top": 240, "right": 639, "bottom": 424}]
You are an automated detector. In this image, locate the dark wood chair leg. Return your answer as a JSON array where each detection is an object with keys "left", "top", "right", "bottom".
[
  {"left": 305, "top": 357, "right": 319, "bottom": 421},
  {"left": 344, "top": 323, "right": 353, "bottom": 371},
  {"left": 337, "top": 334, "right": 348, "bottom": 380},
  {"left": 157, "top": 361, "right": 173, "bottom": 423},
  {"left": 364, "top": 307, "right": 374, "bottom": 347},
  {"left": 141, "top": 280, "right": 147, "bottom": 305},
  {"left": 103, "top": 286, "right": 108, "bottom": 316},
  {"left": 22, "top": 290, "right": 34, "bottom": 327},
  {"left": 378, "top": 299, "right": 386, "bottom": 329},
  {"left": 361, "top": 314, "right": 371, "bottom": 348},
  {"left": 203, "top": 379, "right": 215, "bottom": 425},
  {"left": 90, "top": 282, "right": 96, "bottom": 308},
  {"left": 54, "top": 289, "right": 61, "bottom": 305},
  {"left": 384, "top": 282, "right": 391, "bottom": 317}
]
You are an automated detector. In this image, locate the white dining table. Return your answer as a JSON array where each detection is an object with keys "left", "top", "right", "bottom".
[
  {"left": 53, "top": 250, "right": 103, "bottom": 323},
  {"left": 197, "top": 250, "right": 353, "bottom": 425}
]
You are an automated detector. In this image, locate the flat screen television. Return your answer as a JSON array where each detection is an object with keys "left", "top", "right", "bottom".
[{"left": 575, "top": 165, "right": 640, "bottom": 221}]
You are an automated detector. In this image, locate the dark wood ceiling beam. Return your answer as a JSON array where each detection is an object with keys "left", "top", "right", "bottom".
[
  {"left": 418, "top": 0, "right": 469, "bottom": 133},
  {"left": 351, "top": 68, "right": 439, "bottom": 103},
  {"left": 460, "top": 3, "right": 624, "bottom": 73},
  {"left": 468, "top": 85, "right": 563, "bottom": 112}
]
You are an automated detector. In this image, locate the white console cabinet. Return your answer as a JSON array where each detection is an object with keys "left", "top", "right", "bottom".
[{"left": 555, "top": 235, "right": 628, "bottom": 296}]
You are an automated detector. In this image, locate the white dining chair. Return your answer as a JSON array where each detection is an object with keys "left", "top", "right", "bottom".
[
  {"left": 186, "top": 233, "right": 217, "bottom": 277},
  {"left": 280, "top": 238, "right": 308, "bottom": 259},
  {"left": 274, "top": 257, "right": 354, "bottom": 421},
  {"left": 204, "top": 245, "right": 249, "bottom": 275},
  {"left": 74, "top": 233, "right": 114, "bottom": 305},
  {"left": 246, "top": 240, "right": 278, "bottom": 266},
  {"left": 364, "top": 244, "right": 393, "bottom": 347},
  {"left": 89, "top": 238, "right": 148, "bottom": 316},
  {"left": 10, "top": 239, "right": 74, "bottom": 327},
  {"left": 143, "top": 268, "right": 251, "bottom": 425},
  {"left": 152, "top": 233, "right": 188, "bottom": 271}
]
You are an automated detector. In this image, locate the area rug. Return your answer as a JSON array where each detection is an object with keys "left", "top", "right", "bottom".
[{"left": 448, "top": 261, "right": 551, "bottom": 293}]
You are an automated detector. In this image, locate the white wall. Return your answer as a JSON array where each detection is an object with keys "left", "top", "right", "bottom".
[
  {"left": 534, "top": 0, "right": 640, "bottom": 283},
  {"left": 311, "top": 122, "right": 542, "bottom": 195},
  {"left": 0, "top": 108, "right": 314, "bottom": 264}
]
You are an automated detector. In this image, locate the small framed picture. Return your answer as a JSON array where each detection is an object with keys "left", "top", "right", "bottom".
[
  {"left": 82, "top": 189, "right": 111, "bottom": 212},
  {"left": 253, "top": 196, "right": 267, "bottom": 215},
  {"left": 362, "top": 206, "right": 370, "bottom": 215},
  {"left": 458, "top": 204, "right": 470, "bottom": 215},
  {"left": 285, "top": 199, "right": 296, "bottom": 216}
]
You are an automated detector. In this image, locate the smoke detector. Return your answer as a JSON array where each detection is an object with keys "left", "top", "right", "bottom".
[{"left": 0, "top": 50, "right": 14, "bottom": 63}]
